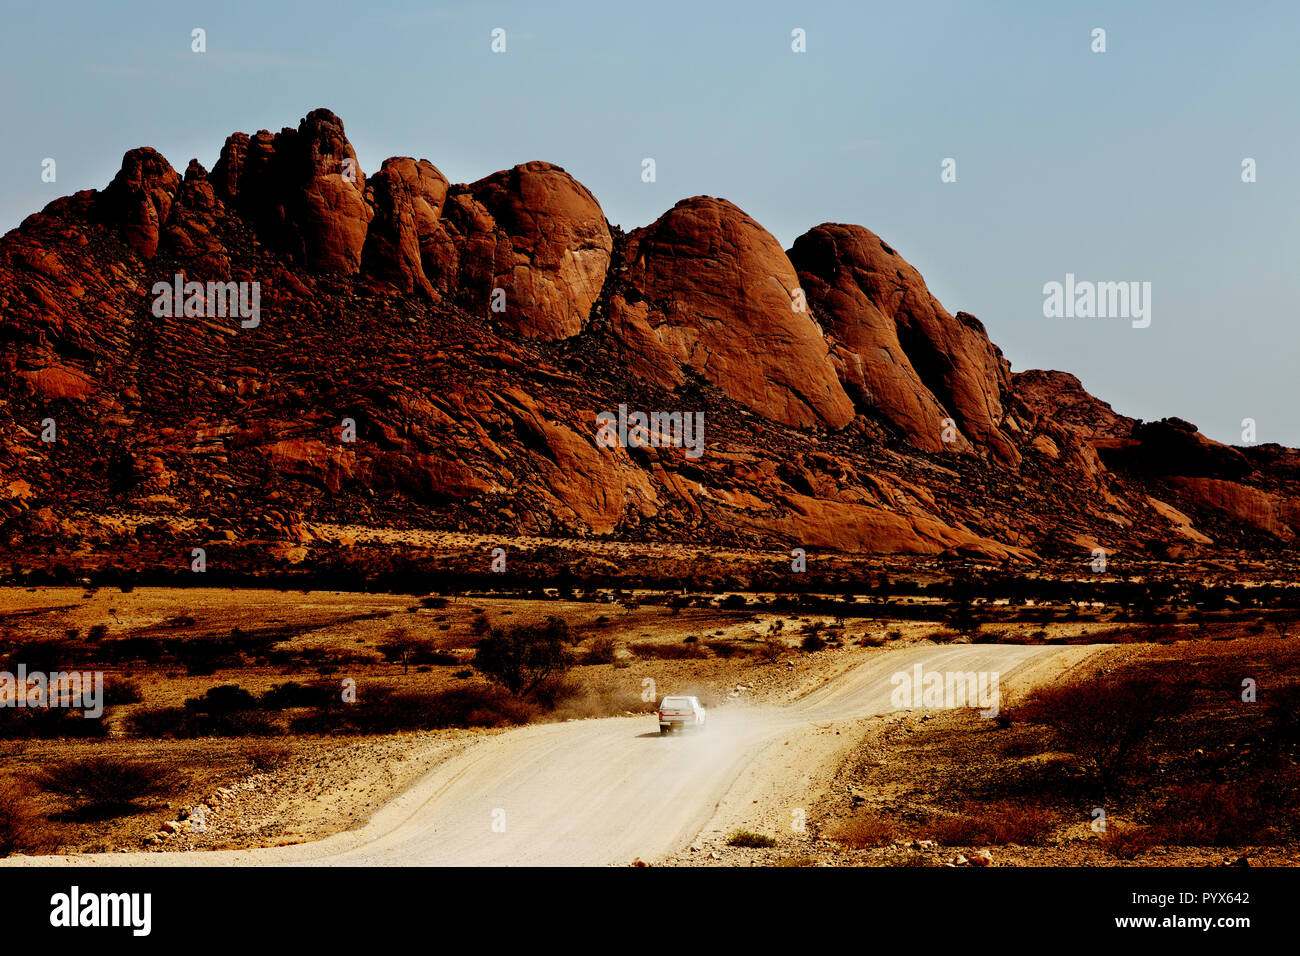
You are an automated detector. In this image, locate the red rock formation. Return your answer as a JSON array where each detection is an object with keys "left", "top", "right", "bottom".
[
  {"left": 467, "top": 162, "right": 612, "bottom": 339},
  {"left": 209, "top": 109, "right": 371, "bottom": 273},
  {"left": 362, "top": 157, "right": 450, "bottom": 296},
  {"left": 610, "top": 197, "right": 854, "bottom": 430},
  {"left": 4, "top": 108, "right": 1300, "bottom": 564},
  {"left": 98, "top": 147, "right": 181, "bottom": 258},
  {"left": 789, "top": 223, "right": 1018, "bottom": 462}
]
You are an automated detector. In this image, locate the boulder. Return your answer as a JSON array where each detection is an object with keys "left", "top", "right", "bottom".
[
  {"left": 611, "top": 197, "right": 854, "bottom": 429},
  {"left": 789, "top": 223, "right": 1018, "bottom": 461}
]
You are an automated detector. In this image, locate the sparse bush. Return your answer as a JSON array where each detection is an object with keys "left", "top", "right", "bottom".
[
  {"left": 1144, "top": 782, "right": 1280, "bottom": 846},
  {"left": 726, "top": 829, "right": 776, "bottom": 848},
  {"left": 1266, "top": 683, "right": 1300, "bottom": 750},
  {"left": 924, "top": 803, "right": 1059, "bottom": 846},
  {"left": 581, "top": 637, "right": 618, "bottom": 665},
  {"left": 0, "top": 778, "right": 51, "bottom": 856},
  {"left": 1105, "top": 825, "right": 1158, "bottom": 860},
  {"left": 831, "top": 811, "right": 898, "bottom": 847},
  {"left": 37, "top": 756, "right": 180, "bottom": 812},
  {"left": 101, "top": 677, "right": 143, "bottom": 707},
  {"left": 630, "top": 643, "right": 707, "bottom": 661},
  {"left": 240, "top": 741, "right": 292, "bottom": 772},
  {"left": 705, "top": 640, "right": 753, "bottom": 659},
  {"left": 290, "top": 685, "right": 539, "bottom": 734},
  {"left": 0, "top": 706, "right": 107, "bottom": 740},
  {"left": 259, "top": 681, "right": 338, "bottom": 711},
  {"left": 800, "top": 634, "right": 827, "bottom": 653},
  {"left": 1014, "top": 675, "right": 1191, "bottom": 793}
]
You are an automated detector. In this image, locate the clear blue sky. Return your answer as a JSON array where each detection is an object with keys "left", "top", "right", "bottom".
[{"left": 3, "top": 0, "right": 1297, "bottom": 447}]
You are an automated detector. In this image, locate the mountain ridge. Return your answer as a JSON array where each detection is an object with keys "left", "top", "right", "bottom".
[{"left": 3, "top": 107, "right": 1299, "bottom": 576}]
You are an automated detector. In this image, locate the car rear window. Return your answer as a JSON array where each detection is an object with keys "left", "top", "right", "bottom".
[{"left": 661, "top": 697, "right": 690, "bottom": 709}]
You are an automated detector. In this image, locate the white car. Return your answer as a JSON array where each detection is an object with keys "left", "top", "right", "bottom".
[{"left": 657, "top": 695, "right": 706, "bottom": 734}]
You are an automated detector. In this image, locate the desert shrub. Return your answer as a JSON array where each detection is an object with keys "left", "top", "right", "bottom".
[
  {"left": 239, "top": 741, "right": 293, "bottom": 772},
  {"left": 726, "top": 829, "right": 776, "bottom": 848},
  {"left": 581, "top": 637, "right": 618, "bottom": 665},
  {"left": 290, "top": 686, "right": 538, "bottom": 734},
  {"left": 174, "top": 636, "right": 240, "bottom": 675},
  {"left": 924, "top": 803, "right": 1059, "bottom": 846},
  {"left": 0, "top": 707, "right": 107, "bottom": 740},
  {"left": 925, "top": 629, "right": 961, "bottom": 643},
  {"left": 0, "top": 778, "right": 53, "bottom": 856},
  {"left": 720, "top": 594, "right": 748, "bottom": 609},
  {"left": 1145, "top": 782, "right": 1281, "bottom": 846},
  {"left": 1105, "top": 825, "right": 1158, "bottom": 860},
  {"left": 1266, "top": 682, "right": 1300, "bottom": 750},
  {"left": 37, "top": 756, "right": 180, "bottom": 812},
  {"left": 529, "top": 674, "right": 583, "bottom": 709},
  {"left": 101, "top": 677, "right": 143, "bottom": 707},
  {"left": 831, "top": 811, "right": 898, "bottom": 847},
  {"left": 705, "top": 640, "right": 753, "bottom": 659},
  {"left": 760, "top": 638, "right": 786, "bottom": 663},
  {"left": 125, "top": 706, "right": 189, "bottom": 738},
  {"left": 1013, "top": 675, "right": 1191, "bottom": 793},
  {"left": 259, "top": 681, "right": 338, "bottom": 711},
  {"left": 473, "top": 616, "right": 571, "bottom": 697},
  {"left": 1, "top": 639, "right": 75, "bottom": 673},
  {"left": 186, "top": 684, "right": 258, "bottom": 714},
  {"left": 98, "top": 636, "right": 164, "bottom": 665},
  {"left": 630, "top": 643, "right": 707, "bottom": 661},
  {"left": 127, "top": 703, "right": 277, "bottom": 739},
  {"left": 800, "top": 634, "right": 827, "bottom": 653}
]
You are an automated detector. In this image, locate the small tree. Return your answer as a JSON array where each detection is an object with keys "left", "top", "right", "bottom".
[
  {"left": 473, "top": 616, "right": 571, "bottom": 697},
  {"left": 380, "top": 627, "right": 422, "bottom": 674}
]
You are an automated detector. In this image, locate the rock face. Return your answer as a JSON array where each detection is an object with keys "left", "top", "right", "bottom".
[
  {"left": 465, "top": 162, "right": 612, "bottom": 339},
  {"left": 1013, "top": 370, "right": 1134, "bottom": 440},
  {"left": 362, "top": 157, "right": 450, "bottom": 296},
  {"left": 282, "top": 109, "right": 373, "bottom": 273},
  {"left": 610, "top": 197, "right": 854, "bottom": 430},
  {"left": 789, "top": 223, "right": 1018, "bottom": 462}
]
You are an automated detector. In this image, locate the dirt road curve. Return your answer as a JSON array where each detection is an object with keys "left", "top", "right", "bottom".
[{"left": 5, "top": 644, "right": 1098, "bottom": 867}]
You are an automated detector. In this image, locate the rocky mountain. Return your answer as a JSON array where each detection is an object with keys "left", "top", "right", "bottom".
[{"left": 3, "top": 108, "right": 1299, "bottom": 581}]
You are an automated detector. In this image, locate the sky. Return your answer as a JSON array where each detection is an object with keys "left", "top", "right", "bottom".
[{"left": 2, "top": 0, "right": 1296, "bottom": 447}]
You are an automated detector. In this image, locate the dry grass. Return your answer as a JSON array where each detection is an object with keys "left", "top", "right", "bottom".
[
  {"left": 924, "top": 802, "right": 1060, "bottom": 846},
  {"left": 830, "top": 810, "right": 899, "bottom": 847},
  {"left": 726, "top": 829, "right": 777, "bottom": 848}
]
